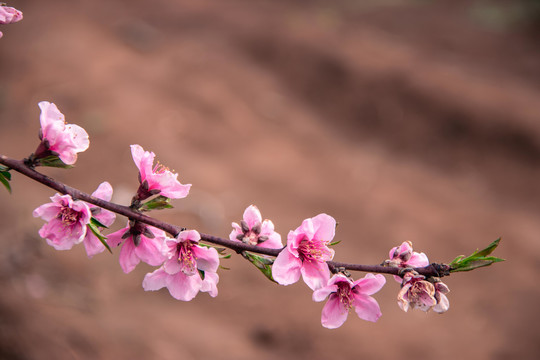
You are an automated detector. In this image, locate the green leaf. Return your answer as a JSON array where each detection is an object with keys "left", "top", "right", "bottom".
[
  {"left": 140, "top": 196, "right": 174, "bottom": 211},
  {"left": 87, "top": 220, "right": 112, "bottom": 254},
  {"left": 449, "top": 238, "right": 504, "bottom": 272},
  {"left": 242, "top": 252, "right": 276, "bottom": 283},
  {"left": 471, "top": 238, "right": 501, "bottom": 257},
  {"left": 0, "top": 169, "right": 11, "bottom": 180},
  {"left": 37, "top": 155, "right": 74, "bottom": 169},
  {"left": 329, "top": 240, "right": 341, "bottom": 246},
  {"left": 90, "top": 217, "right": 109, "bottom": 229},
  {"left": 0, "top": 172, "right": 11, "bottom": 193},
  {"left": 450, "top": 257, "right": 504, "bottom": 272},
  {"left": 198, "top": 269, "right": 205, "bottom": 280}
]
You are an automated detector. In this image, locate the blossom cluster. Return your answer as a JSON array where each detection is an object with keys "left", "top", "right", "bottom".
[{"left": 30, "top": 101, "right": 451, "bottom": 329}]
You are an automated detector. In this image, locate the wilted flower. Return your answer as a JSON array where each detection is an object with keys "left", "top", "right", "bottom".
[
  {"left": 143, "top": 230, "right": 219, "bottom": 301},
  {"left": 130, "top": 144, "right": 191, "bottom": 200},
  {"left": 397, "top": 272, "right": 450, "bottom": 313},
  {"left": 35, "top": 101, "right": 89, "bottom": 165},
  {"left": 272, "top": 213, "right": 336, "bottom": 290},
  {"left": 313, "top": 273, "right": 386, "bottom": 328},
  {"left": 230, "top": 205, "right": 282, "bottom": 249},
  {"left": 33, "top": 193, "right": 92, "bottom": 250},
  {"left": 432, "top": 280, "right": 450, "bottom": 313},
  {"left": 107, "top": 222, "right": 167, "bottom": 273}
]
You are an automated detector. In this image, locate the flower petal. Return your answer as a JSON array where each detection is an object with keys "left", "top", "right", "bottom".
[
  {"left": 83, "top": 232, "right": 106, "bottom": 258},
  {"left": 406, "top": 252, "right": 429, "bottom": 268},
  {"left": 163, "top": 257, "right": 182, "bottom": 275},
  {"left": 353, "top": 273, "right": 386, "bottom": 296},
  {"left": 32, "top": 202, "right": 62, "bottom": 221},
  {"left": 91, "top": 181, "right": 113, "bottom": 202},
  {"left": 119, "top": 240, "right": 140, "bottom": 273},
  {"left": 433, "top": 292, "right": 450, "bottom": 313},
  {"left": 301, "top": 260, "right": 330, "bottom": 290},
  {"left": 312, "top": 283, "right": 339, "bottom": 302},
  {"left": 243, "top": 205, "right": 262, "bottom": 228},
  {"left": 143, "top": 268, "right": 169, "bottom": 291},
  {"left": 272, "top": 248, "right": 302, "bottom": 286},
  {"left": 321, "top": 293, "right": 349, "bottom": 329},
  {"left": 200, "top": 272, "right": 219, "bottom": 297},
  {"left": 310, "top": 213, "right": 336, "bottom": 242},
  {"left": 193, "top": 245, "right": 219, "bottom": 273},
  {"left": 166, "top": 271, "right": 202, "bottom": 301},
  {"left": 135, "top": 237, "right": 166, "bottom": 266},
  {"left": 352, "top": 294, "right": 382, "bottom": 322}
]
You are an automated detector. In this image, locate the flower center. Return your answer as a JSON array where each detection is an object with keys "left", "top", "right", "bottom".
[
  {"left": 298, "top": 237, "right": 326, "bottom": 262},
  {"left": 58, "top": 207, "right": 80, "bottom": 226},
  {"left": 153, "top": 161, "right": 170, "bottom": 175},
  {"left": 409, "top": 279, "right": 435, "bottom": 303},
  {"left": 177, "top": 241, "right": 197, "bottom": 274},
  {"left": 337, "top": 282, "right": 353, "bottom": 310}
]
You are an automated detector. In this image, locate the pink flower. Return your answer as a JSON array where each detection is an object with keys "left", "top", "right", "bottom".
[
  {"left": 84, "top": 182, "right": 116, "bottom": 257},
  {"left": 130, "top": 144, "right": 191, "bottom": 200},
  {"left": 0, "top": 4, "right": 22, "bottom": 39},
  {"left": 37, "top": 101, "right": 90, "bottom": 165},
  {"left": 143, "top": 230, "right": 220, "bottom": 301},
  {"left": 272, "top": 213, "right": 336, "bottom": 290},
  {"left": 0, "top": 6, "right": 23, "bottom": 24},
  {"left": 396, "top": 272, "right": 449, "bottom": 313},
  {"left": 387, "top": 241, "right": 429, "bottom": 282},
  {"left": 33, "top": 193, "right": 92, "bottom": 250},
  {"left": 313, "top": 273, "right": 386, "bottom": 328},
  {"left": 107, "top": 222, "right": 167, "bottom": 273},
  {"left": 229, "top": 205, "right": 282, "bottom": 249}
]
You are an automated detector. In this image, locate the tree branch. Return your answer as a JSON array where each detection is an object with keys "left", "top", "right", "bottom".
[{"left": 0, "top": 154, "right": 447, "bottom": 278}]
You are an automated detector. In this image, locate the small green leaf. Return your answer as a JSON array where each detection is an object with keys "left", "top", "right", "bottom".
[
  {"left": 242, "top": 252, "right": 276, "bottom": 283},
  {"left": 198, "top": 269, "right": 205, "bottom": 280},
  {"left": 87, "top": 220, "right": 112, "bottom": 254},
  {"left": 0, "top": 169, "right": 11, "bottom": 180},
  {"left": 140, "top": 195, "right": 174, "bottom": 211},
  {"left": 37, "top": 155, "right": 74, "bottom": 169},
  {"left": 471, "top": 238, "right": 501, "bottom": 257},
  {"left": 0, "top": 172, "right": 11, "bottom": 193},
  {"left": 449, "top": 238, "right": 504, "bottom": 272},
  {"left": 90, "top": 217, "right": 109, "bottom": 229},
  {"left": 329, "top": 240, "right": 341, "bottom": 246}
]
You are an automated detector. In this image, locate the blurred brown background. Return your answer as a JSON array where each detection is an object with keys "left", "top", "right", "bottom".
[{"left": 1, "top": 0, "right": 540, "bottom": 359}]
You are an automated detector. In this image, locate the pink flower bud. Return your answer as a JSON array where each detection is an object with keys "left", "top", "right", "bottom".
[
  {"left": 386, "top": 241, "right": 429, "bottom": 283},
  {"left": 230, "top": 205, "right": 282, "bottom": 249},
  {"left": 36, "top": 101, "right": 89, "bottom": 165},
  {"left": 0, "top": 6, "right": 23, "bottom": 24}
]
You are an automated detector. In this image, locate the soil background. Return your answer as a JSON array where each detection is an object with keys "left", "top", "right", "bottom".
[{"left": 1, "top": 0, "right": 540, "bottom": 359}]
